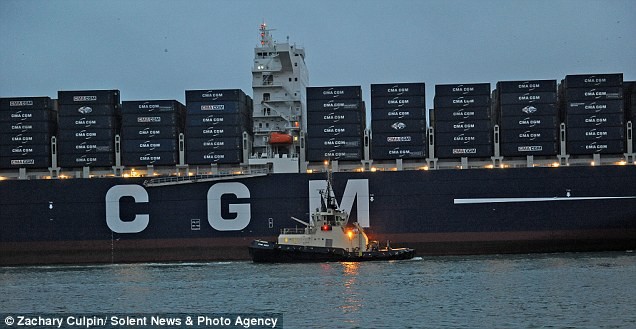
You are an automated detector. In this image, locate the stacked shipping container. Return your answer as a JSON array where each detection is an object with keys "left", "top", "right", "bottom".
[
  {"left": 433, "top": 83, "right": 493, "bottom": 158},
  {"left": 496, "top": 80, "right": 559, "bottom": 156},
  {"left": 121, "top": 100, "right": 185, "bottom": 166},
  {"left": 185, "top": 89, "right": 252, "bottom": 165},
  {"left": 370, "top": 83, "right": 427, "bottom": 160},
  {"left": 2, "top": 73, "right": 632, "bottom": 170},
  {"left": 561, "top": 74, "right": 625, "bottom": 155},
  {"left": 624, "top": 81, "right": 636, "bottom": 125},
  {"left": 56, "top": 90, "right": 119, "bottom": 167},
  {"left": 306, "top": 86, "right": 365, "bottom": 161},
  {"left": 0, "top": 97, "right": 55, "bottom": 169}
]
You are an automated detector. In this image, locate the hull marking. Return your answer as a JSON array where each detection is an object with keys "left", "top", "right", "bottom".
[{"left": 454, "top": 196, "right": 636, "bottom": 204}]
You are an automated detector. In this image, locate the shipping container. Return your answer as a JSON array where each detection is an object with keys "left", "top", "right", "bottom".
[
  {"left": 121, "top": 112, "right": 180, "bottom": 127},
  {"left": 499, "top": 115, "right": 559, "bottom": 130},
  {"left": 185, "top": 89, "right": 247, "bottom": 103},
  {"left": 498, "top": 92, "right": 557, "bottom": 105},
  {"left": 371, "top": 145, "right": 427, "bottom": 160},
  {"left": 58, "top": 139, "right": 115, "bottom": 154},
  {"left": 186, "top": 113, "right": 250, "bottom": 127},
  {"left": 0, "top": 144, "right": 50, "bottom": 156},
  {"left": 372, "top": 132, "right": 427, "bottom": 146},
  {"left": 435, "top": 83, "right": 491, "bottom": 96},
  {"left": 371, "top": 119, "right": 427, "bottom": 133},
  {"left": 184, "top": 125, "right": 247, "bottom": 138},
  {"left": 57, "top": 115, "right": 117, "bottom": 129},
  {"left": 306, "top": 148, "right": 362, "bottom": 161},
  {"left": 306, "top": 110, "right": 363, "bottom": 124},
  {"left": 624, "top": 81, "right": 636, "bottom": 95},
  {"left": 566, "top": 140, "right": 625, "bottom": 155},
  {"left": 623, "top": 82, "right": 634, "bottom": 116},
  {"left": 186, "top": 149, "right": 242, "bottom": 165},
  {"left": 57, "top": 90, "right": 120, "bottom": 105},
  {"left": 564, "top": 73, "right": 623, "bottom": 88},
  {"left": 371, "top": 107, "right": 426, "bottom": 120},
  {"left": 434, "top": 119, "right": 492, "bottom": 133},
  {"left": 186, "top": 101, "right": 249, "bottom": 115},
  {"left": 307, "top": 137, "right": 362, "bottom": 149},
  {"left": 0, "top": 132, "right": 52, "bottom": 145},
  {"left": 122, "top": 100, "right": 185, "bottom": 114},
  {"left": 631, "top": 95, "right": 636, "bottom": 122},
  {"left": 306, "top": 124, "right": 364, "bottom": 137},
  {"left": 306, "top": 86, "right": 361, "bottom": 100},
  {"left": 566, "top": 100, "right": 624, "bottom": 115},
  {"left": 307, "top": 99, "right": 363, "bottom": 112},
  {"left": 370, "top": 83, "right": 425, "bottom": 97},
  {"left": 435, "top": 145, "right": 492, "bottom": 158},
  {"left": 499, "top": 103, "right": 558, "bottom": 117},
  {"left": 500, "top": 142, "right": 558, "bottom": 157},
  {"left": 565, "top": 87, "right": 623, "bottom": 100},
  {"left": 122, "top": 139, "right": 178, "bottom": 153},
  {"left": 0, "top": 121, "right": 54, "bottom": 133},
  {"left": 185, "top": 137, "right": 243, "bottom": 151},
  {"left": 500, "top": 129, "right": 558, "bottom": 143},
  {"left": 565, "top": 113, "right": 624, "bottom": 128},
  {"left": 567, "top": 126, "right": 624, "bottom": 141},
  {"left": 122, "top": 151, "right": 178, "bottom": 167},
  {"left": 434, "top": 95, "right": 490, "bottom": 108},
  {"left": 496, "top": 80, "right": 557, "bottom": 93},
  {"left": 57, "top": 128, "right": 115, "bottom": 142},
  {"left": 121, "top": 126, "right": 178, "bottom": 140},
  {"left": 0, "top": 156, "right": 51, "bottom": 169},
  {"left": 435, "top": 131, "right": 492, "bottom": 146},
  {"left": 58, "top": 104, "right": 119, "bottom": 117},
  {"left": 0, "top": 97, "right": 52, "bottom": 109},
  {"left": 371, "top": 96, "right": 426, "bottom": 109},
  {"left": 58, "top": 153, "right": 115, "bottom": 167},
  {"left": 0, "top": 108, "right": 57, "bottom": 122},
  {"left": 433, "top": 107, "right": 491, "bottom": 121}
]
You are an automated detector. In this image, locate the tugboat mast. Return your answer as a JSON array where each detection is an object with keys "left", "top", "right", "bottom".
[{"left": 325, "top": 162, "right": 337, "bottom": 210}]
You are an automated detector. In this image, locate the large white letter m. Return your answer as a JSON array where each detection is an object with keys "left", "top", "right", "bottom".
[{"left": 308, "top": 179, "right": 370, "bottom": 227}]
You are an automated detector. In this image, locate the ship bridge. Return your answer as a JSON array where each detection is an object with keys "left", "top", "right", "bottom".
[{"left": 250, "top": 23, "right": 308, "bottom": 171}]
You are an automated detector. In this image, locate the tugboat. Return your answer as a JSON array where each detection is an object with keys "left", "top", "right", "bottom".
[{"left": 248, "top": 167, "right": 416, "bottom": 263}]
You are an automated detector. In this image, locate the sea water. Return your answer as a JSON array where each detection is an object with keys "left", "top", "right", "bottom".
[{"left": 1, "top": 252, "right": 635, "bottom": 328}]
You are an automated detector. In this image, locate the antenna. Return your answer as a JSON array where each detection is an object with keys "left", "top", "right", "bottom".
[{"left": 259, "top": 22, "right": 275, "bottom": 48}]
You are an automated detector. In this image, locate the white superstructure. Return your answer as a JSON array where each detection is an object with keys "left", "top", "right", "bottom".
[{"left": 249, "top": 23, "right": 308, "bottom": 172}]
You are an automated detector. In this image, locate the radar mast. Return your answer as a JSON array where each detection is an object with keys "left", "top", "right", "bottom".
[{"left": 249, "top": 22, "right": 308, "bottom": 173}]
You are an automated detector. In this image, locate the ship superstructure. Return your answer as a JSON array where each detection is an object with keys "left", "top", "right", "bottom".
[{"left": 249, "top": 23, "right": 308, "bottom": 172}]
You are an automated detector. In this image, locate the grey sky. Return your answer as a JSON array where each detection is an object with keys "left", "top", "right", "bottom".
[{"left": 1, "top": 0, "right": 634, "bottom": 112}]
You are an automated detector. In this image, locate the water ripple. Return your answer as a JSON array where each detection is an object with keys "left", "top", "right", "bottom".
[{"left": 1, "top": 252, "right": 635, "bottom": 328}]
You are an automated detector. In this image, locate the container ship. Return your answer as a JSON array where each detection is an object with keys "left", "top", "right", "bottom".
[{"left": 1, "top": 24, "right": 635, "bottom": 265}]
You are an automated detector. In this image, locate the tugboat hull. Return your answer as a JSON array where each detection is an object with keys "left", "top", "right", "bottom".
[{"left": 249, "top": 240, "right": 415, "bottom": 263}]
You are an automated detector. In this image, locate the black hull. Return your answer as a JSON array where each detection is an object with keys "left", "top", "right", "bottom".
[
  {"left": 248, "top": 240, "right": 416, "bottom": 263},
  {"left": 1, "top": 165, "right": 635, "bottom": 265}
]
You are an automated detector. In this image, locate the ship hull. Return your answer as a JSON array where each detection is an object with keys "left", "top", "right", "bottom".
[
  {"left": 248, "top": 240, "right": 416, "bottom": 263},
  {"left": 1, "top": 165, "right": 635, "bottom": 265}
]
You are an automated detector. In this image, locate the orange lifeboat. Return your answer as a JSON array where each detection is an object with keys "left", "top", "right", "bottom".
[{"left": 269, "top": 132, "right": 293, "bottom": 144}]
